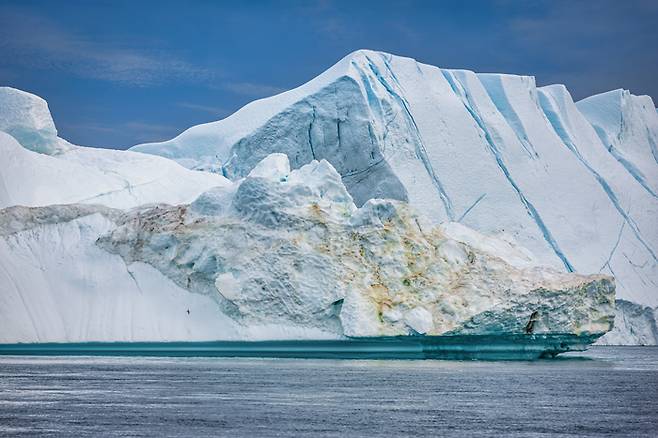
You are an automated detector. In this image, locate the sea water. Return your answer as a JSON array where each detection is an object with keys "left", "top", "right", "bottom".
[{"left": 1, "top": 346, "right": 656, "bottom": 437}]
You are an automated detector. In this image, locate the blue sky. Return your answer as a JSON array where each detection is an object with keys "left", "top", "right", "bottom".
[{"left": 1, "top": 0, "right": 656, "bottom": 149}]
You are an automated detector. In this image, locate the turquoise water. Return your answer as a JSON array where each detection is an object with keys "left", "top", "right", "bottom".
[
  {"left": 0, "top": 346, "right": 656, "bottom": 437},
  {"left": 0, "top": 333, "right": 599, "bottom": 360}
]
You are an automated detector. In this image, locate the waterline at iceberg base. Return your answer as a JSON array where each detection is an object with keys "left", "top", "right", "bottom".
[{"left": 0, "top": 334, "right": 603, "bottom": 361}]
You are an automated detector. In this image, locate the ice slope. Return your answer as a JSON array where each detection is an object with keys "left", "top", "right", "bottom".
[
  {"left": 577, "top": 89, "right": 658, "bottom": 196},
  {"left": 0, "top": 156, "right": 614, "bottom": 343},
  {"left": 131, "top": 50, "right": 657, "bottom": 343},
  {"left": 536, "top": 85, "right": 657, "bottom": 308},
  {"left": 0, "top": 88, "right": 228, "bottom": 210}
]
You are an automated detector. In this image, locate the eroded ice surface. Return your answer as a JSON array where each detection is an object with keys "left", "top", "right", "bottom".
[{"left": 0, "top": 156, "right": 614, "bottom": 343}]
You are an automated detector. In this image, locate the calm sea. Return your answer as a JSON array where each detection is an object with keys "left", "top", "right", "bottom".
[{"left": 1, "top": 346, "right": 657, "bottom": 437}]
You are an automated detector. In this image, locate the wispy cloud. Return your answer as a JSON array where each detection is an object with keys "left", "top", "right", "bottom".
[
  {"left": 0, "top": 5, "right": 290, "bottom": 97},
  {"left": 0, "top": 6, "right": 214, "bottom": 86},
  {"left": 122, "top": 121, "right": 177, "bottom": 141},
  {"left": 177, "top": 102, "right": 229, "bottom": 117},
  {"left": 220, "top": 81, "right": 287, "bottom": 98},
  {"left": 60, "top": 120, "right": 179, "bottom": 146}
]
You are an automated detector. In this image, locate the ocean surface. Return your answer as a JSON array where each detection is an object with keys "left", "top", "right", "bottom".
[{"left": 1, "top": 346, "right": 657, "bottom": 437}]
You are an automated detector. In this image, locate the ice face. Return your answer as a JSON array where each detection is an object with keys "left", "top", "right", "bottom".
[
  {"left": 576, "top": 89, "right": 658, "bottom": 196},
  {"left": 0, "top": 87, "right": 63, "bottom": 155},
  {"left": 597, "top": 300, "right": 658, "bottom": 346},
  {"left": 537, "top": 86, "right": 657, "bottom": 310},
  {"left": 0, "top": 89, "right": 229, "bottom": 210},
  {"left": 129, "top": 50, "right": 657, "bottom": 344}
]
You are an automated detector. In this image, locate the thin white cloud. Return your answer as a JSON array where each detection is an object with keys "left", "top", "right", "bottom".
[
  {"left": 60, "top": 120, "right": 178, "bottom": 144},
  {"left": 0, "top": 6, "right": 290, "bottom": 96},
  {"left": 220, "top": 81, "right": 287, "bottom": 98},
  {"left": 0, "top": 6, "right": 215, "bottom": 86},
  {"left": 177, "top": 102, "right": 229, "bottom": 116}
]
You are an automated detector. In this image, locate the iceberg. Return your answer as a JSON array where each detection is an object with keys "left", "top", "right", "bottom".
[
  {"left": 132, "top": 50, "right": 658, "bottom": 345},
  {"left": 0, "top": 154, "right": 614, "bottom": 359},
  {"left": 1, "top": 49, "right": 655, "bottom": 350}
]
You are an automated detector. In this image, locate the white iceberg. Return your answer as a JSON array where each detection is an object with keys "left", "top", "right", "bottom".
[
  {"left": 131, "top": 50, "right": 658, "bottom": 344},
  {"left": 1, "top": 49, "right": 655, "bottom": 346},
  {"left": 0, "top": 155, "right": 614, "bottom": 352}
]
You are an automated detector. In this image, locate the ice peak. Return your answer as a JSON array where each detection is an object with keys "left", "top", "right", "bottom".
[
  {"left": 0, "top": 86, "right": 64, "bottom": 154},
  {"left": 0, "top": 87, "right": 54, "bottom": 128}
]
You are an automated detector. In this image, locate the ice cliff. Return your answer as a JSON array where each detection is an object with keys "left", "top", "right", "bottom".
[
  {"left": 0, "top": 155, "right": 614, "bottom": 343},
  {"left": 132, "top": 50, "right": 658, "bottom": 344},
  {"left": 0, "top": 49, "right": 655, "bottom": 344}
]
